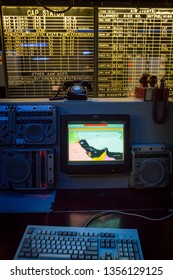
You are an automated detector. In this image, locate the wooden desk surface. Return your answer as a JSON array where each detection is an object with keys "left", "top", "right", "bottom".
[
  {"left": 0, "top": 188, "right": 173, "bottom": 260},
  {"left": 0, "top": 209, "right": 173, "bottom": 260}
]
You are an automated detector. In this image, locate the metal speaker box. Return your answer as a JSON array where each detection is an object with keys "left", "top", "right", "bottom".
[
  {"left": 129, "top": 144, "right": 172, "bottom": 189},
  {"left": 0, "top": 148, "right": 55, "bottom": 190}
]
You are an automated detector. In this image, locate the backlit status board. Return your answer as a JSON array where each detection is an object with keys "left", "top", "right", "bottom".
[
  {"left": 98, "top": 8, "right": 173, "bottom": 97},
  {"left": 1, "top": 6, "right": 173, "bottom": 98},
  {"left": 1, "top": 6, "right": 94, "bottom": 98}
]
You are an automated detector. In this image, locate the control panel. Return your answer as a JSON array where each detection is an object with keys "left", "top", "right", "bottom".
[
  {"left": 0, "top": 105, "right": 57, "bottom": 145},
  {"left": 0, "top": 104, "right": 57, "bottom": 190}
]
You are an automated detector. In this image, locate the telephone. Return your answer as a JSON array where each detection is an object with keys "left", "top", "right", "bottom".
[
  {"left": 152, "top": 83, "right": 169, "bottom": 124},
  {"left": 49, "top": 80, "right": 92, "bottom": 100},
  {"left": 139, "top": 74, "right": 169, "bottom": 124},
  {"left": 64, "top": 80, "right": 92, "bottom": 100}
]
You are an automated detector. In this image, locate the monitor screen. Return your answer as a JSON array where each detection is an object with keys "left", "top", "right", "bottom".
[{"left": 60, "top": 114, "right": 131, "bottom": 174}]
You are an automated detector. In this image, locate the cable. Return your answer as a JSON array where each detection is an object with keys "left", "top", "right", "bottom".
[
  {"left": 44, "top": 209, "right": 173, "bottom": 227},
  {"left": 49, "top": 86, "right": 66, "bottom": 100},
  {"left": 84, "top": 209, "right": 173, "bottom": 227},
  {"left": 35, "top": 0, "right": 73, "bottom": 14}
]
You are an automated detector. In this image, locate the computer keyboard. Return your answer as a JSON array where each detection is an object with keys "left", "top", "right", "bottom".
[{"left": 14, "top": 225, "right": 144, "bottom": 260}]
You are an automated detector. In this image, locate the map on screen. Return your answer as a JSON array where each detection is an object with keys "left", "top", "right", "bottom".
[{"left": 68, "top": 122, "right": 124, "bottom": 162}]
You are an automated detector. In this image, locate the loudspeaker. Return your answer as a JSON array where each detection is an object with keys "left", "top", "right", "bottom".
[
  {"left": 129, "top": 144, "right": 172, "bottom": 189},
  {"left": 0, "top": 148, "right": 55, "bottom": 190}
]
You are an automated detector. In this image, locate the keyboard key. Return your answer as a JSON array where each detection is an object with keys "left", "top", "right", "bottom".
[{"left": 39, "top": 253, "right": 71, "bottom": 260}]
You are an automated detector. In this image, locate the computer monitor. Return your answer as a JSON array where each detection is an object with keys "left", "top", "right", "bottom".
[{"left": 60, "top": 114, "right": 131, "bottom": 174}]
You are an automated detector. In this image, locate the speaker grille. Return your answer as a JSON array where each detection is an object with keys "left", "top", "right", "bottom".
[
  {"left": 138, "top": 160, "right": 165, "bottom": 186},
  {"left": 5, "top": 156, "right": 31, "bottom": 183},
  {"left": 26, "top": 124, "right": 43, "bottom": 141}
]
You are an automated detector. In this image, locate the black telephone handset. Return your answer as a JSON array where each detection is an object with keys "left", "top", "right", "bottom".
[
  {"left": 152, "top": 77, "right": 169, "bottom": 124},
  {"left": 140, "top": 73, "right": 169, "bottom": 124}
]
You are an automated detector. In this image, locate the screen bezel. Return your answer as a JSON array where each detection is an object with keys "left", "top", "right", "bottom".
[{"left": 60, "top": 114, "right": 131, "bottom": 174}]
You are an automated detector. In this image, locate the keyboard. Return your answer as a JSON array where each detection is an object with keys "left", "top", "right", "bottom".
[{"left": 14, "top": 225, "right": 144, "bottom": 260}]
